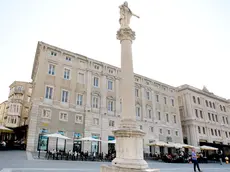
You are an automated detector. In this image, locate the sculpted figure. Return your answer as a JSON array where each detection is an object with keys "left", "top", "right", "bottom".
[{"left": 119, "top": 1, "right": 139, "bottom": 29}]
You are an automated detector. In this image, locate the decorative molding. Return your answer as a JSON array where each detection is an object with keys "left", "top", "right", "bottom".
[{"left": 117, "top": 28, "right": 135, "bottom": 42}]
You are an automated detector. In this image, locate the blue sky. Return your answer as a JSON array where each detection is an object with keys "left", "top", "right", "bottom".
[{"left": 0, "top": 0, "right": 230, "bottom": 102}]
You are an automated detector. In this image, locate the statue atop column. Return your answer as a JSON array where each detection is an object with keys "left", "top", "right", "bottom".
[{"left": 119, "top": 1, "right": 139, "bottom": 29}]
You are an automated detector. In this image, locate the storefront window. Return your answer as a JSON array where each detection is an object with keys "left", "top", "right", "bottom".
[
  {"left": 58, "top": 131, "right": 65, "bottom": 151},
  {"left": 91, "top": 134, "right": 99, "bottom": 153},
  {"left": 37, "top": 129, "right": 48, "bottom": 151},
  {"left": 108, "top": 136, "right": 115, "bottom": 154},
  {"left": 73, "top": 133, "right": 82, "bottom": 153}
]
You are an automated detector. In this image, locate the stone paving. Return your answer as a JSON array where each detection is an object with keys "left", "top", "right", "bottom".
[{"left": 0, "top": 151, "right": 230, "bottom": 172}]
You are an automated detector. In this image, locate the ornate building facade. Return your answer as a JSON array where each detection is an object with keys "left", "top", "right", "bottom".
[
  {"left": 26, "top": 42, "right": 183, "bottom": 153},
  {"left": 178, "top": 85, "right": 230, "bottom": 150}
]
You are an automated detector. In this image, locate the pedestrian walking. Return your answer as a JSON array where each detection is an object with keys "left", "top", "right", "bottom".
[
  {"left": 219, "top": 150, "right": 223, "bottom": 165},
  {"left": 192, "top": 148, "right": 202, "bottom": 172}
]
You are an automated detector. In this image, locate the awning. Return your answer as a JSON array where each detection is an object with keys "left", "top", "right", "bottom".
[{"left": 200, "top": 145, "right": 218, "bottom": 151}]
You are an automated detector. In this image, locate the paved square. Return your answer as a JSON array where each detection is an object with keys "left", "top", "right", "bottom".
[{"left": 0, "top": 151, "right": 230, "bottom": 172}]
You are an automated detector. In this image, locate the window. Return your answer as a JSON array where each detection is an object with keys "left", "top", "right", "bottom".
[
  {"left": 156, "top": 95, "right": 159, "bottom": 102},
  {"left": 158, "top": 111, "right": 161, "bottom": 120},
  {"left": 61, "top": 90, "right": 69, "bottom": 103},
  {"left": 66, "top": 56, "right": 71, "bottom": 61},
  {"left": 64, "top": 68, "right": 70, "bottom": 79},
  {"left": 175, "top": 131, "right": 179, "bottom": 136},
  {"left": 140, "top": 125, "right": 143, "bottom": 130},
  {"left": 108, "top": 101, "right": 114, "bottom": 112},
  {"left": 92, "top": 96, "right": 99, "bottom": 108},
  {"left": 215, "top": 129, "right": 217, "bottom": 136},
  {"left": 150, "top": 127, "right": 153, "bottom": 133},
  {"left": 209, "top": 101, "right": 212, "bottom": 108},
  {"left": 75, "top": 114, "right": 83, "bottom": 123},
  {"left": 198, "top": 126, "right": 201, "bottom": 134},
  {"left": 220, "top": 105, "right": 223, "bottom": 111},
  {"left": 193, "top": 96, "right": 196, "bottom": 103},
  {"left": 212, "top": 114, "right": 215, "bottom": 121},
  {"left": 223, "top": 116, "right": 225, "bottom": 124},
  {"left": 45, "top": 86, "right": 53, "bottom": 99},
  {"left": 215, "top": 115, "right": 218, "bottom": 122},
  {"left": 205, "top": 100, "right": 208, "bottom": 107},
  {"left": 200, "top": 110, "right": 203, "bottom": 118},
  {"left": 218, "top": 130, "right": 221, "bottom": 136},
  {"left": 135, "top": 88, "right": 139, "bottom": 97},
  {"left": 135, "top": 78, "right": 139, "bottom": 82},
  {"left": 211, "top": 129, "right": 214, "bottom": 135},
  {"left": 108, "top": 80, "right": 113, "bottom": 90},
  {"left": 171, "top": 99, "right": 174, "bottom": 106},
  {"left": 168, "top": 130, "right": 171, "bottom": 135},
  {"left": 166, "top": 113, "right": 169, "bottom": 122},
  {"left": 226, "top": 132, "right": 228, "bottom": 138},
  {"left": 226, "top": 117, "right": 228, "bottom": 124},
  {"left": 223, "top": 106, "right": 226, "bottom": 112},
  {"left": 59, "top": 112, "right": 68, "bottom": 121},
  {"left": 203, "top": 127, "right": 205, "bottom": 134},
  {"left": 136, "top": 106, "right": 141, "bottom": 117},
  {"left": 197, "top": 97, "right": 200, "bottom": 104},
  {"left": 148, "top": 109, "right": 152, "bottom": 119},
  {"left": 76, "top": 94, "right": 83, "bottom": 106},
  {"left": 108, "top": 69, "right": 113, "bottom": 74},
  {"left": 78, "top": 73, "right": 85, "bottom": 84},
  {"left": 174, "top": 115, "right": 176, "bottom": 123},
  {"left": 94, "top": 65, "right": 100, "bottom": 70},
  {"left": 164, "top": 97, "right": 167, "bottom": 104},
  {"left": 159, "top": 128, "right": 163, "bottom": 134},
  {"left": 109, "top": 120, "right": 115, "bottom": 127},
  {"left": 51, "top": 51, "right": 57, "bottom": 56},
  {"left": 42, "top": 109, "right": 51, "bottom": 119},
  {"left": 93, "top": 77, "right": 99, "bottom": 87},
  {"left": 48, "top": 64, "right": 55, "bottom": 75},
  {"left": 93, "top": 118, "right": 99, "bottom": 125},
  {"left": 213, "top": 102, "right": 215, "bottom": 109},
  {"left": 195, "top": 109, "right": 198, "bottom": 118},
  {"left": 208, "top": 113, "right": 211, "bottom": 120},
  {"left": 146, "top": 91, "right": 150, "bottom": 100}
]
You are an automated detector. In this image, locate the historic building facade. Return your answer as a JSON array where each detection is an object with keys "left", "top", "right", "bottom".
[
  {"left": 0, "top": 101, "right": 8, "bottom": 125},
  {"left": 4, "top": 81, "right": 32, "bottom": 128},
  {"left": 178, "top": 85, "right": 230, "bottom": 148},
  {"left": 26, "top": 42, "right": 183, "bottom": 153}
]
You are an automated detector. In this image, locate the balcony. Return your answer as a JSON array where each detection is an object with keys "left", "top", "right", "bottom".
[
  {"left": 10, "top": 99, "right": 23, "bottom": 104},
  {"left": 14, "top": 89, "right": 24, "bottom": 94}
]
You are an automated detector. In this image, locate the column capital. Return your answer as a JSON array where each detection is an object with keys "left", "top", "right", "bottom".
[{"left": 117, "top": 28, "right": 135, "bottom": 42}]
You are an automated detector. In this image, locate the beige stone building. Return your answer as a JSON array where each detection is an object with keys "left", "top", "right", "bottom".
[
  {"left": 0, "top": 101, "right": 8, "bottom": 125},
  {"left": 26, "top": 41, "right": 183, "bottom": 153},
  {"left": 178, "top": 85, "right": 230, "bottom": 148},
  {"left": 5, "top": 81, "right": 32, "bottom": 128}
]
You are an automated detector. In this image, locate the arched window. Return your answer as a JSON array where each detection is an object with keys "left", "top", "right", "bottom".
[
  {"left": 211, "top": 129, "right": 214, "bottom": 135},
  {"left": 220, "top": 105, "right": 223, "bottom": 111},
  {"left": 197, "top": 97, "right": 200, "bottom": 104},
  {"left": 205, "top": 100, "right": 209, "bottom": 107},
  {"left": 223, "top": 106, "right": 226, "bottom": 112},
  {"left": 213, "top": 102, "right": 215, "bottom": 109},
  {"left": 193, "top": 96, "right": 196, "bottom": 103},
  {"left": 198, "top": 126, "right": 201, "bottom": 133}
]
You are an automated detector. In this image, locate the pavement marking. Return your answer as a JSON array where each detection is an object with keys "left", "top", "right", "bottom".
[{"left": 0, "top": 168, "right": 96, "bottom": 172}]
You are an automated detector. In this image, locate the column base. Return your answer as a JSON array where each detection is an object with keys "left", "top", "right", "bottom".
[
  {"left": 111, "top": 121, "right": 149, "bottom": 169},
  {"left": 101, "top": 165, "right": 160, "bottom": 172}
]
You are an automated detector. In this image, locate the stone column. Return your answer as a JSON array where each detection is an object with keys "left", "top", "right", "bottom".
[{"left": 111, "top": 28, "right": 149, "bottom": 169}]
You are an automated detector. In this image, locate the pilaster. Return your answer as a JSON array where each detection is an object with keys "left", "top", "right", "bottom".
[
  {"left": 101, "top": 75, "right": 107, "bottom": 114},
  {"left": 141, "top": 87, "right": 146, "bottom": 119},
  {"left": 115, "top": 79, "right": 120, "bottom": 116},
  {"left": 86, "top": 70, "right": 92, "bottom": 110}
]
